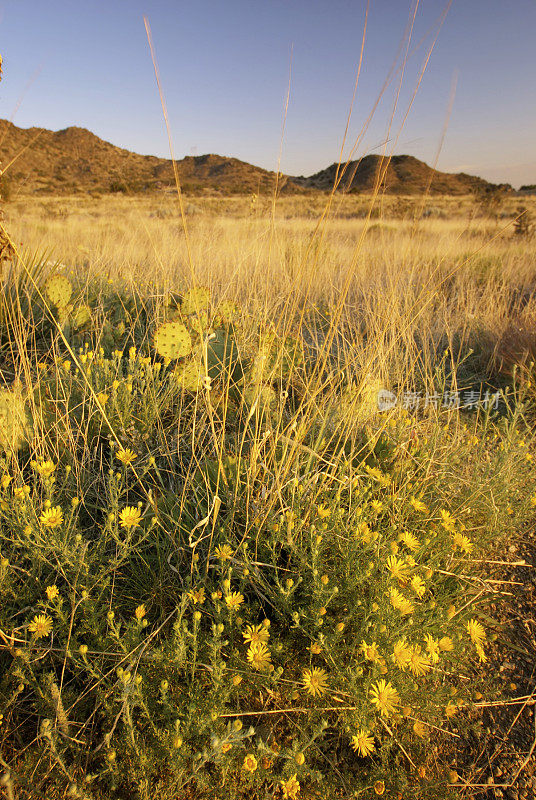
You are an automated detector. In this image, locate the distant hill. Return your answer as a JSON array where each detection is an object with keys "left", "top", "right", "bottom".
[
  {"left": 293, "top": 154, "right": 511, "bottom": 196},
  {"left": 0, "top": 120, "right": 300, "bottom": 195},
  {"left": 0, "top": 120, "right": 510, "bottom": 196}
]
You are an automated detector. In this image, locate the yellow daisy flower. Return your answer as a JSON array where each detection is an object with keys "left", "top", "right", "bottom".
[
  {"left": 466, "top": 618, "right": 486, "bottom": 646},
  {"left": 119, "top": 506, "right": 142, "bottom": 529},
  {"left": 407, "top": 645, "right": 432, "bottom": 676},
  {"left": 28, "top": 614, "right": 53, "bottom": 639},
  {"left": 33, "top": 460, "right": 56, "bottom": 478},
  {"left": 302, "top": 667, "right": 329, "bottom": 697},
  {"left": 281, "top": 773, "right": 300, "bottom": 800},
  {"left": 410, "top": 575, "right": 426, "bottom": 598},
  {"left": 215, "top": 544, "right": 233, "bottom": 560},
  {"left": 243, "top": 623, "right": 270, "bottom": 646},
  {"left": 116, "top": 448, "right": 137, "bottom": 465},
  {"left": 439, "top": 636, "right": 454, "bottom": 652},
  {"left": 369, "top": 679, "right": 400, "bottom": 717},
  {"left": 243, "top": 754, "right": 257, "bottom": 772},
  {"left": 392, "top": 638, "right": 412, "bottom": 670},
  {"left": 45, "top": 585, "right": 59, "bottom": 601},
  {"left": 388, "top": 587, "right": 414, "bottom": 616},
  {"left": 225, "top": 591, "right": 245, "bottom": 611},
  {"left": 350, "top": 728, "right": 375, "bottom": 757},
  {"left": 188, "top": 587, "right": 206, "bottom": 604},
  {"left": 400, "top": 530, "right": 420, "bottom": 551},
  {"left": 409, "top": 496, "right": 428, "bottom": 513},
  {"left": 361, "top": 640, "right": 381, "bottom": 662},
  {"left": 452, "top": 532, "right": 473, "bottom": 554},
  {"left": 316, "top": 504, "right": 331, "bottom": 519},
  {"left": 40, "top": 507, "right": 64, "bottom": 528},
  {"left": 134, "top": 604, "right": 146, "bottom": 621},
  {"left": 386, "top": 556, "right": 410, "bottom": 581},
  {"left": 439, "top": 509, "right": 456, "bottom": 532},
  {"left": 424, "top": 634, "right": 440, "bottom": 663},
  {"left": 246, "top": 642, "right": 272, "bottom": 672}
]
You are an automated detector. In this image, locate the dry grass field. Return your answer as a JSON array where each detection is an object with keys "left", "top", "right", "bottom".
[{"left": 1, "top": 188, "right": 536, "bottom": 800}]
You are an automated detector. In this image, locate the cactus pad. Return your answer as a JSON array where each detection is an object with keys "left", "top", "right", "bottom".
[
  {"left": 174, "top": 357, "right": 204, "bottom": 392},
  {"left": 45, "top": 275, "right": 72, "bottom": 309},
  {"left": 154, "top": 321, "right": 192, "bottom": 360},
  {"left": 181, "top": 287, "right": 210, "bottom": 316},
  {"left": 72, "top": 304, "right": 91, "bottom": 329}
]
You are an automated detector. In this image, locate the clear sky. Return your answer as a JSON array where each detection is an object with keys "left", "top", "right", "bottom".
[{"left": 0, "top": 0, "right": 535, "bottom": 187}]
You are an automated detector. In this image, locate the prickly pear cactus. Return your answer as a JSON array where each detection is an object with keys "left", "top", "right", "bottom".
[
  {"left": 205, "top": 327, "right": 242, "bottom": 382},
  {"left": 181, "top": 287, "right": 210, "bottom": 316},
  {"left": 174, "top": 357, "right": 204, "bottom": 392},
  {"left": 45, "top": 275, "right": 72, "bottom": 309},
  {"left": 72, "top": 304, "right": 91, "bottom": 330},
  {"left": 215, "top": 300, "right": 240, "bottom": 326},
  {"left": 0, "top": 384, "right": 32, "bottom": 453},
  {"left": 154, "top": 321, "right": 192, "bottom": 360}
]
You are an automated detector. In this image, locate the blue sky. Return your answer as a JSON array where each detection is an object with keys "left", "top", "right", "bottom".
[{"left": 0, "top": 0, "right": 535, "bottom": 186}]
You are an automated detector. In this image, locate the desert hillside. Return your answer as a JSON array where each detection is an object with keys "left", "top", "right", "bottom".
[{"left": 0, "top": 118, "right": 509, "bottom": 196}]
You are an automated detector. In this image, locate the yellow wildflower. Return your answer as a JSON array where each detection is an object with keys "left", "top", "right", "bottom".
[
  {"left": 188, "top": 587, "right": 206, "bottom": 604},
  {"left": 215, "top": 544, "right": 233, "bottom": 560},
  {"left": 439, "top": 509, "right": 456, "bottom": 532},
  {"left": 386, "top": 556, "right": 410, "bottom": 581},
  {"left": 409, "top": 496, "right": 428, "bottom": 513},
  {"left": 1, "top": 475, "right": 12, "bottom": 489},
  {"left": 243, "top": 623, "right": 270, "bottom": 646},
  {"left": 309, "top": 642, "right": 322, "bottom": 654},
  {"left": 438, "top": 636, "right": 454, "bottom": 652},
  {"left": 400, "top": 530, "right": 420, "bottom": 551},
  {"left": 119, "top": 506, "right": 142, "bottom": 529},
  {"left": 33, "top": 460, "right": 56, "bottom": 478},
  {"left": 388, "top": 587, "right": 414, "bottom": 615},
  {"left": 407, "top": 645, "right": 432, "bottom": 676},
  {"left": 361, "top": 640, "right": 381, "bottom": 662},
  {"left": 392, "top": 638, "right": 412, "bottom": 670},
  {"left": 40, "top": 507, "right": 64, "bottom": 528},
  {"left": 369, "top": 679, "right": 400, "bottom": 717},
  {"left": 247, "top": 642, "right": 272, "bottom": 672},
  {"left": 452, "top": 532, "right": 473, "bottom": 554},
  {"left": 45, "top": 585, "right": 59, "bottom": 602},
  {"left": 424, "top": 634, "right": 440, "bottom": 663},
  {"left": 243, "top": 754, "right": 257, "bottom": 772},
  {"left": 302, "top": 667, "right": 328, "bottom": 697},
  {"left": 135, "top": 604, "right": 146, "bottom": 621},
  {"left": 28, "top": 614, "right": 53, "bottom": 639},
  {"left": 445, "top": 701, "right": 457, "bottom": 718},
  {"left": 225, "top": 591, "right": 245, "bottom": 611},
  {"left": 350, "top": 728, "right": 375, "bottom": 757},
  {"left": 116, "top": 448, "right": 137, "bottom": 465},
  {"left": 466, "top": 618, "right": 486, "bottom": 646},
  {"left": 316, "top": 504, "right": 331, "bottom": 519},
  {"left": 281, "top": 773, "right": 300, "bottom": 800},
  {"left": 410, "top": 575, "right": 426, "bottom": 598}
]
